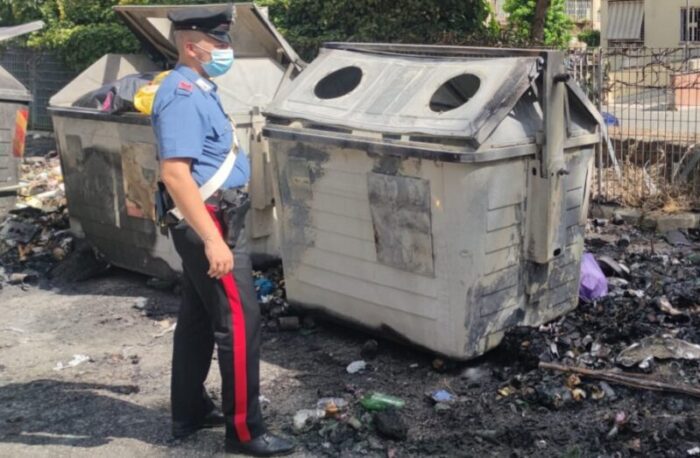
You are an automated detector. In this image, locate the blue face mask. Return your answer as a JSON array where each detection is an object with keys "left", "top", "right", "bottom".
[{"left": 196, "top": 46, "right": 234, "bottom": 78}]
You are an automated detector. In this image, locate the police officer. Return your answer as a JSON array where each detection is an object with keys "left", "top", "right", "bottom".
[{"left": 151, "top": 5, "right": 294, "bottom": 456}]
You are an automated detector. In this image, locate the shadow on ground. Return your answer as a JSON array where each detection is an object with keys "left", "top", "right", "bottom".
[{"left": 0, "top": 380, "right": 170, "bottom": 448}]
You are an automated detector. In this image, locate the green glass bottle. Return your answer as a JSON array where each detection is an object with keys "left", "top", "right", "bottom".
[{"left": 360, "top": 392, "right": 405, "bottom": 411}]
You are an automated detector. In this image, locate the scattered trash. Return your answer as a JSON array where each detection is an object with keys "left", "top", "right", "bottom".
[
  {"left": 8, "top": 272, "right": 37, "bottom": 285},
  {"left": 617, "top": 234, "right": 631, "bottom": 248},
  {"left": 54, "top": 354, "right": 91, "bottom": 371},
  {"left": 656, "top": 296, "right": 684, "bottom": 316},
  {"left": 607, "top": 410, "right": 628, "bottom": 439},
  {"left": 346, "top": 416, "right": 362, "bottom": 431},
  {"left": 617, "top": 336, "right": 700, "bottom": 367},
  {"left": 49, "top": 239, "right": 110, "bottom": 283},
  {"left": 664, "top": 230, "right": 691, "bottom": 247},
  {"left": 360, "top": 392, "right": 405, "bottom": 411},
  {"left": 254, "top": 276, "right": 275, "bottom": 301},
  {"left": 360, "top": 339, "right": 379, "bottom": 360},
  {"left": 461, "top": 366, "right": 491, "bottom": 386},
  {"left": 346, "top": 360, "right": 367, "bottom": 374},
  {"left": 539, "top": 361, "right": 700, "bottom": 398},
  {"left": 278, "top": 316, "right": 300, "bottom": 331},
  {"left": 153, "top": 322, "right": 177, "bottom": 338},
  {"left": 132, "top": 297, "right": 148, "bottom": 310},
  {"left": 596, "top": 255, "right": 630, "bottom": 279},
  {"left": 688, "top": 446, "right": 700, "bottom": 456},
  {"left": 427, "top": 389, "right": 455, "bottom": 404},
  {"left": 599, "top": 382, "right": 617, "bottom": 401},
  {"left": 316, "top": 398, "right": 348, "bottom": 417},
  {"left": 293, "top": 409, "right": 326, "bottom": 433},
  {"left": 373, "top": 409, "right": 408, "bottom": 441},
  {"left": 579, "top": 253, "right": 608, "bottom": 301},
  {"left": 0, "top": 219, "right": 40, "bottom": 244}
]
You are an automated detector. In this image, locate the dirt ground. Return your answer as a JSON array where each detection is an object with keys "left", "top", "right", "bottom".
[{"left": 0, "top": 135, "right": 699, "bottom": 457}]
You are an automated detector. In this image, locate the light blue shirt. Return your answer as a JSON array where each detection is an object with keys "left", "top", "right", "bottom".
[{"left": 151, "top": 64, "right": 250, "bottom": 188}]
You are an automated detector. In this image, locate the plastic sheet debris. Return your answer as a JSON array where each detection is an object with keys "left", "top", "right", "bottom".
[
  {"left": 428, "top": 389, "right": 455, "bottom": 404},
  {"left": 346, "top": 360, "right": 366, "bottom": 374},
  {"left": 0, "top": 219, "right": 39, "bottom": 244},
  {"left": 579, "top": 253, "right": 608, "bottom": 301},
  {"left": 617, "top": 336, "right": 700, "bottom": 368},
  {"left": 664, "top": 229, "right": 691, "bottom": 247},
  {"left": 254, "top": 276, "right": 275, "bottom": 301},
  {"left": 293, "top": 409, "right": 326, "bottom": 433},
  {"left": 54, "top": 354, "right": 91, "bottom": 371}
]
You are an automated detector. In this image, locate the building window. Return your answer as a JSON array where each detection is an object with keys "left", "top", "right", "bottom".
[
  {"left": 567, "top": 0, "right": 592, "bottom": 22},
  {"left": 607, "top": 0, "right": 644, "bottom": 45},
  {"left": 681, "top": 8, "right": 700, "bottom": 42}
]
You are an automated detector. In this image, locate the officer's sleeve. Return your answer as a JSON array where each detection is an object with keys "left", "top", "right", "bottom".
[{"left": 153, "top": 93, "right": 206, "bottom": 160}]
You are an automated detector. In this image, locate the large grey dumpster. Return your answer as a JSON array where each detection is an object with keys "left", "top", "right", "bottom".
[
  {"left": 264, "top": 43, "right": 603, "bottom": 359},
  {"left": 0, "top": 21, "right": 44, "bottom": 214},
  {"left": 49, "top": 4, "right": 302, "bottom": 278}
]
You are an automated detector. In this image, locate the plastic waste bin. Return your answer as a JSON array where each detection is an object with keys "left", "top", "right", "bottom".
[
  {"left": 49, "top": 4, "right": 302, "bottom": 278},
  {"left": 0, "top": 21, "right": 44, "bottom": 214},
  {"left": 264, "top": 43, "right": 603, "bottom": 359}
]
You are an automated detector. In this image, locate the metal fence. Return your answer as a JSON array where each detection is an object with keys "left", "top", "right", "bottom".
[
  {"left": 0, "top": 46, "right": 77, "bottom": 131},
  {"left": 568, "top": 47, "right": 700, "bottom": 210}
]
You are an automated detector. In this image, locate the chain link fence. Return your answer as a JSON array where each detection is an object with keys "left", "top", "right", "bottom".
[
  {"left": 0, "top": 46, "right": 78, "bottom": 131},
  {"left": 568, "top": 47, "right": 700, "bottom": 210}
]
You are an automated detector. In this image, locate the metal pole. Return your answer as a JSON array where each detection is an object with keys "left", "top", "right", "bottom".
[{"left": 687, "top": 0, "right": 691, "bottom": 69}]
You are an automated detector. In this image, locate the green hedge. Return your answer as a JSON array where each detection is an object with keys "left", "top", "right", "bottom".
[{"left": 15, "top": 0, "right": 492, "bottom": 70}]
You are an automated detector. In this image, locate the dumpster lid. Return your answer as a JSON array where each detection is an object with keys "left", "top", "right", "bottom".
[
  {"left": 0, "top": 65, "right": 30, "bottom": 102},
  {"left": 0, "top": 20, "right": 44, "bottom": 42},
  {"left": 113, "top": 3, "right": 301, "bottom": 68},
  {"left": 264, "top": 46, "right": 542, "bottom": 146}
]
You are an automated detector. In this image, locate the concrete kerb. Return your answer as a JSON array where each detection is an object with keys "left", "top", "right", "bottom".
[{"left": 590, "top": 203, "right": 700, "bottom": 233}]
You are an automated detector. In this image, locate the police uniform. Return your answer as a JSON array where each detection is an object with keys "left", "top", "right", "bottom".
[{"left": 150, "top": 6, "right": 287, "bottom": 454}]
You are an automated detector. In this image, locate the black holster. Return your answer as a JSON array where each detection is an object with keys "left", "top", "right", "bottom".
[
  {"left": 155, "top": 181, "right": 175, "bottom": 228},
  {"left": 217, "top": 189, "right": 251, "bottom": 248}
]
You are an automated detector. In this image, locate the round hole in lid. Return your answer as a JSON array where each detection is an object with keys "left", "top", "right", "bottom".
[
  {"left": 429, "top": 74, "right": 481, "bottom": 113},
  {"left": 314, "top": 66, "right": 363, "bottom": 99}
]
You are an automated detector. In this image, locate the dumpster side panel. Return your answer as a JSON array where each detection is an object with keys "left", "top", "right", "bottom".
[
  {"left": 53, "top": 115, "right": 181, "bottom": 278},
  {"left": 471, "top": 146, "right": 595, "bottom": 357},
  {"left": 0, "top": 101, "right": 26, "bottom": 214},
  {"left": 271, "top": 135, "right": 595, "bottom": 359},
  {"left": 272, "top": 138, "right": 464, "bottom": 354}
]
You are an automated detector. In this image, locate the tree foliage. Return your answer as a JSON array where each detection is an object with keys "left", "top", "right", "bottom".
[
  {"left": 504, "top": 0, "right": 573, "bottom": 48},
  {"left": 5, "top": 0, "right": 493, "bottom": 70},
  {"left": 260, "top": 0, "right": 492, "bottom": 60}
]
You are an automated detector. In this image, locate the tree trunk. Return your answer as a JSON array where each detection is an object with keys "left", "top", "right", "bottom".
[{"left": 531, "top": 0, "right": 551, "bottom": 44}]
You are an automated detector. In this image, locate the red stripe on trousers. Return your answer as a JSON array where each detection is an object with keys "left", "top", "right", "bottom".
[{"left": 206, "top": 205, "right": 252, "bottom": 442}]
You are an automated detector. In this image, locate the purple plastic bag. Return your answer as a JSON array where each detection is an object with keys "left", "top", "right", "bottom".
[{"left": 579, "top": 253, "right": 608, "bottom": 301}]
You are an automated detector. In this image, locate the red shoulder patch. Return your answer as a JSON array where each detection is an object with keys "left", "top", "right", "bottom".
[{"left": 178, "top": 81, "right": 193, "bottom": 92}]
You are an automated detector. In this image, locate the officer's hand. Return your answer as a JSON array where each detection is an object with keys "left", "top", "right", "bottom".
[{"left": 204, "top": 237, "right": 234, "bottom": 279}]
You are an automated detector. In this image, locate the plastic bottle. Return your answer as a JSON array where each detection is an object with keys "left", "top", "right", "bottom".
[{"left": 359, "top": 392, "right": 405, "bottom": 411}]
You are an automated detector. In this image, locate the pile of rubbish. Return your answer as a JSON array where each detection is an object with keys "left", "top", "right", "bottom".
[{"left": 0, "top": 150, "right": 81, "bottom": 288}]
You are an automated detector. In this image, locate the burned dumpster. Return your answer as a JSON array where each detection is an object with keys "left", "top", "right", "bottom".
[
  {"left": 0, "top": 21, "right": 44, "bottom": 214},
  {"left": 264, "top": 44, "right": 603, "bottom": 360},
  {"left": 48, "top": 4, "right": 301, "bottom": 278}
]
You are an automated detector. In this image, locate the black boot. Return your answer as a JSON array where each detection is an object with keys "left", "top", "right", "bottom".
[
  {"left": 225, "top": 433, "right": 295, "bottom": 457},
  {"left": 172, "top": 407, "right": 225, "bottom": 439}
]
